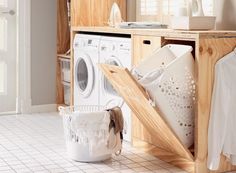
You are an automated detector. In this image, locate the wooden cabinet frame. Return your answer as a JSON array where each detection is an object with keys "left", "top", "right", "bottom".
[
  {"left": 71, "top": 27, "right": 236, "bottom": 173},
  {"left": 57, "top": 0, "right": 71, "bottom": 106}
]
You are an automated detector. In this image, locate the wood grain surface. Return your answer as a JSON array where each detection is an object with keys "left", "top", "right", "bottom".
[
  {"left": 99, "top": 64, "right": 194, "bottom": 161},
  {"left": 71, "top": 0, "right": 127, "bottom": 27}
]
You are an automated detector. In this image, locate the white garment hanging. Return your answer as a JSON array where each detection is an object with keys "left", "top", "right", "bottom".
[{"left": 208, "top": 48, "right": 236, "bottom": 170}]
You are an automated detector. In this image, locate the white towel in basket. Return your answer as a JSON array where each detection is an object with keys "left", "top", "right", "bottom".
[
  {"left": 91, "top": 128, "right": 122, "bottom": 157},
  {"left": 69, "top": 110, "right": 122, "bottom": 157},
  {"left": 70, "top": 111, "right": 110, "bottom": 152}
]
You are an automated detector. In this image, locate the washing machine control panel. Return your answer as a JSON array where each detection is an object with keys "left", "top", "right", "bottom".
[
  {"left": 100, "top": 41, "right": 116, "bottom": 52},
  {"left": 81, "top": 39, "right": 99, "bottom": 48},
  {"left": 87, "top": 39, "right": 99, "bottom": 48},
  {"left": 119, "top": 42, "right": 131, "bottom": 53},
  {"left": 74, "top": 38, "right": 100, "bottom": 49},
  {"left": 100, "top": 41, "right": 131, "bottom": 53}
]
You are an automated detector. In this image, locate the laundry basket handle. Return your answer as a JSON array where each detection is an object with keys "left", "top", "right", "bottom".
[
  {"left": 58, "top": 106, "right": 73, "bottom": 116},
  {"left": 58, "top": 106, "right": 65, "bottom": 116},
  {"left": 105, "top": 98, "right": 124, "bottom": 109}
]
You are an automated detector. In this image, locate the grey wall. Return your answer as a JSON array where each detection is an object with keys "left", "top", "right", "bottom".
[
  {"left": 31, "top": 0, "right": 57, "bottom": 105},
  {"left": 215, "top": 0, "right": 236, "bottom": 30}
]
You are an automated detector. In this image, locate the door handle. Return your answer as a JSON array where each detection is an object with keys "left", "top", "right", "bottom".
[
  {"left": 143, "top": 40, "right": 151, "bottom": 45},
  {"left": 1, "top": 10, "right": 15, "bottom": 16}
]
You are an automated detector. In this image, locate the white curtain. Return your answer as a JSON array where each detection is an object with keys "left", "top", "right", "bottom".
[{"left": 136, "top": 0, "right": 214, "bottom": 24}]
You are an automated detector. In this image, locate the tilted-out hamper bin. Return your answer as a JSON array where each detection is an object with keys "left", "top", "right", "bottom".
[
  {"left": 133, "top": 44, "right": 195, "bottom": 148},
  {"left": 59, "top": 106, "right": 121, "bottom": 162}
]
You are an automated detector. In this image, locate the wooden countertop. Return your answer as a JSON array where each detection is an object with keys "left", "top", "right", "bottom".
[{"left": 72, "top": 26, "right": 236, "bottom": 39}]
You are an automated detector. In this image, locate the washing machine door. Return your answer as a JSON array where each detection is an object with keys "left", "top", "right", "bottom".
[
  {"left": 102, "top": 56, "right": 122, "bottom": 96},
  {"left": 75, "top": 52, "right": 94, "bottom": 98}
]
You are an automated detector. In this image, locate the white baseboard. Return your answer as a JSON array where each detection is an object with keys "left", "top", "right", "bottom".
[
  {"left": 30, "top": 104, "right": 57, "bottom": 113},
  {"left": 0, "top": 111, "right": 17, "bottom": 116},
  {"left": 19, "top": 98, "right": 32, "bottom": 114}
]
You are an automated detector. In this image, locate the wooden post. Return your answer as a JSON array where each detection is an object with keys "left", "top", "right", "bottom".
[{"left": 195, "top": 37, "right": 236, "bottom": 173}]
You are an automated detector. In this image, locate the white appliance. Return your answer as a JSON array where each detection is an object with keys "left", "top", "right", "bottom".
[
  {"left": 73, "top": 34, "right": 101, "bottom": 106},
  {"left": 99, "top": 36, "right": 132, "bottom": 142}
]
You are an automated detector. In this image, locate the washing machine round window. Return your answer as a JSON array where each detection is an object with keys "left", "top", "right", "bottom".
[
  {"left": 103, "top": 57, "right": 122, "bottom": 96},
  {"left": 75, "top": 53, "right": 94, "bottom": 98}
]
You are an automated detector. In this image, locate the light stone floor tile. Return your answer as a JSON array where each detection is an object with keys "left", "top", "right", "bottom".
[
  {"left": 153, "top": 169, "right": 171, "bottom": 173},
  {"left": 126, "top": 163, "right": 142, "bottom": 169},
  {"left": 0, "top": 113, "right": 188, "bottom": 173}
]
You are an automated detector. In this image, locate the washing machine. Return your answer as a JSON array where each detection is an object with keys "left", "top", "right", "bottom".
[
  {"left": 73, "top": 34, "right": 101, "bottom": 106},
  {"left": 99, "top": 36, "right": 132, "bottom": 142}
]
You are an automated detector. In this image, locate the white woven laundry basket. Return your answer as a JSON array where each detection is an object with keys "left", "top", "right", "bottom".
[
  {"left": 59, "top": 105, "right": 117, "bottom": 162},
  {"left": 133, "top": 44, "right": 195, "bottom": 148}
]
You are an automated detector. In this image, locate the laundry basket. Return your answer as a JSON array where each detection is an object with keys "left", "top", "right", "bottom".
[
  {"left": 133, "top": 44, "right": 195, "bottom": 148},
  {"left": 59, "top": 105, "right": 121, "bottom": 162}
]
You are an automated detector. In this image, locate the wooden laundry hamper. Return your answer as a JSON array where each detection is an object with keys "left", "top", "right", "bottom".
[{"left": 97, "top": 32, "right": 236, "bottom": 173}]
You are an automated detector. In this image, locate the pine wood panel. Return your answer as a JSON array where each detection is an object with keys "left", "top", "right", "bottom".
[
  {"left": 70, "top": 31, "right": 76, "bottom": 106},
  {"left": 90, "top": 0, "right": 108, "bottom": 26},
  {"left": 56, "top": 59, "right": 64, "bottom": 104},
  {"left": 71, "top": 0, "right": 127, "bottom": 27},
  {"left": 132, "top": 35, "right": 163, "bottom": 147},
  {"left": 57, "top": 0, "right": 70, "bottom": 105},
  {"left": 132, "top": 35, "right": 162, "bottom": 65},
  {"left": 57, "top": 0, "right": 70, "bottom": 54},
  {"left": 71, "top": 0, "right": 92, "bottom": 26},
  {"left": 132, "top": 138, "right": 195, "bottom": 173},
  {"left": 195, "top": 37, "right": 236, "bottom": 173},
  {"left": 99, "top": 64, "right": 194, "bottom": 161},
  {"left": 72, "top": 27, "right": 236, "bottom": 39}
]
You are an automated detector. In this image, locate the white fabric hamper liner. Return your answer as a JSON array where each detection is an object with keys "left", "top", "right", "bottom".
[
  {"left": 59, "top": 106, "right": 122, "bottom": 162},
  {"left": 133, "top": 44, "right": 195, "bottom": 148}
]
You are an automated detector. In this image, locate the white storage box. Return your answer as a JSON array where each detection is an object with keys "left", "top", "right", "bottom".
[
  {"left": 171, "top": 16, "right": 216, "bottom": 30},
  {"left": 59, "top": 106, "right": 122, "bottom": 162},
  {"left": 62, "top": 81, "right": 70, "bottom": 105},
  {"left": 59, "top": 58, "right": 71, "bottom": 83},
  {"left": 133, "top": 44, "right": 195, "bottom": 148}
]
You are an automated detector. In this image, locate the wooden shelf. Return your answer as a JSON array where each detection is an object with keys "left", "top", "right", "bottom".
[
  {"left": 57, "top": 0, "right": 70, "bottom": 106},
  {"left": 57, "top": 54, "right": 71, "bottom": 59}
]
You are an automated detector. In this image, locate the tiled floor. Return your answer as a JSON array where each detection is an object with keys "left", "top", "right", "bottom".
[{"left": 0, "top": 113, "right": 233, "bottom": 173}]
